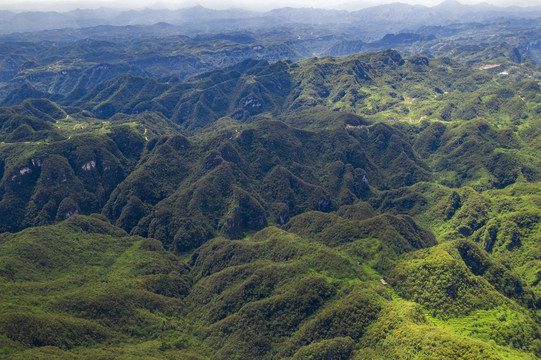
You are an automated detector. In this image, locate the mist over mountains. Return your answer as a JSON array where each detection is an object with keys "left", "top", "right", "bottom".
[{"left": 1, "top": 0, "right": 541, "bottom": 34}]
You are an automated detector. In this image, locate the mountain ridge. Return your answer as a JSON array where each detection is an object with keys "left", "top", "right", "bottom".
[{"left": 2, "top": 2, "right": 541, "bottom": 34}]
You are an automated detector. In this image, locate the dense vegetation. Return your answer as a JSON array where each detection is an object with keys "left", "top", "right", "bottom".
[{"left": 1, "top": 3, "right": 541, "bottom": 359}]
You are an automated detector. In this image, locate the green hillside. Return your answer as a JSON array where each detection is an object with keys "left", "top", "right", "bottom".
[{"left": 0, "top": 47, "right": 540, "bottom": 359}]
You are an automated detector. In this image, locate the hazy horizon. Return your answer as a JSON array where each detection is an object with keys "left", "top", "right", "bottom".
[{"left": 1, "top": 0, "right": 540, "bottom": 12}]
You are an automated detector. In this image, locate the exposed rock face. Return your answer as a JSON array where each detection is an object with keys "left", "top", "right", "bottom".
[
  {"left": 241, "top": 96, "right": 262, "bottom": 108},
  {"left": 82, "top": 161, "right": 96, "bottom": 171},
  {"left": 63, "top": 208, "right": 80, "bottom": 219}
]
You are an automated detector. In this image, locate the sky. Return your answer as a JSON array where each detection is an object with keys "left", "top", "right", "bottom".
[{"left": 0, "top": 0, "right": 539, "bottom": 12}]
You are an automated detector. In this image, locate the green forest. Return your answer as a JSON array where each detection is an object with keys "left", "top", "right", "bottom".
[{"left": 1, "top": 3, "right": 541, "bottom": 359}]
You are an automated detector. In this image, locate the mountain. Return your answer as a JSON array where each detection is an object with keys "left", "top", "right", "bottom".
[
  {"left": 2, "top": 3, "right": 541, "bottom": 35},
  {"left": 0, "top": 6, "right": 541, "bottom": 360},
  {"left": 2, "top": 12, "right": 541, "bottom": 102},
  {"left": 0, "top": 6, "right": 261, "bottom": 34},
  {"left": 5, "top": 211, "right": 532, "bottom": 359},
  {"left": 1, "top": 51, "right": 541, "bottom": 243},
  {"left": 352, "top": 1, "right": 541, "bottom": 28},
  {"left": 29, "top": 50, "right": 533, "bottom": 133}
]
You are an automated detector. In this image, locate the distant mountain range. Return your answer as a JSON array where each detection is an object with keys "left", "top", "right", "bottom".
[
  {"left": 2, "top": 1, "right": 541, "bottom": 34},
  {"left": 2, "top": 11, "right": 541, "bottom": 102}
]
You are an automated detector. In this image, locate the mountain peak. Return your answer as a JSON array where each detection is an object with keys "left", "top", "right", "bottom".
[{"left": 435, "top": 0, "right": 464, "bottom": 9}]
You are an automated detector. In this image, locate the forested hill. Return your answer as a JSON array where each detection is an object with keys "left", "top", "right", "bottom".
[{"left": 0, "top": 45, "right": 540, "bottom": 359}]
